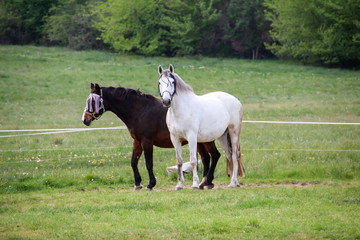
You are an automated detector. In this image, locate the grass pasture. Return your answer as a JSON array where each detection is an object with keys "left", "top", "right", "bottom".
[{"left": 0, "top": 45, "right": 360, "bottom": 239}]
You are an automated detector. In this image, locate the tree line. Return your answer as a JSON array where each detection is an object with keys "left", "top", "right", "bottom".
[{"left": 1, "top": 0, "right": 359, "bottom": 67}]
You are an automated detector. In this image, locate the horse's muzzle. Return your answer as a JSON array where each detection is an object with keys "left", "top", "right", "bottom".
[
  {"left": 82, "top": 112, "right": 93, "bottom": 126},
  {"left": 83, "top": 120, "right": 91, "bottom": 126},
  {"left": 162, "top": 99, "right": 171, "bottom": 108}
]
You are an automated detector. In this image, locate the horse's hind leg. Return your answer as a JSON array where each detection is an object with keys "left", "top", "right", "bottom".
[
  {"left": 227, "top": 130, "right": 240, "bottom": 187},
  {"left": 218, "top": 131, "right": 233, "bottom": 177},
  {"left": 228, "top": 127, "right": 245, "bottom": 187},
  {"left": 198, "top": 143, "right": 210, "bottom": 189},
  {"left": 131, "top": 140, "right": 143, "bottom": 190},
  {"left": 142, "top": 140, "right": 156, "bottom": 190},
  {"left": 202, "top": 141, "right": 220, "bottom": 189}
]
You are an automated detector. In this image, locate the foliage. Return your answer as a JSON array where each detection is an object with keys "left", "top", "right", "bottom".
[
  {"left": 163, "top": 0, "right": 221, "bottom": 55},
  {"left": 264, "top": 0, "right": 360, "bottom": 67},
  {"left": 221, "top": 0, "right": 272, "bottom": 59},
  {"left": 0, "top": 0, "right": 359, "bottom": 67},
  {"left": 0, "top": 6, "right": 23, "bottom": 44},
  {"left": 91, "top": 0, "right": 220, "bottom": 56},
  {"left": 42, "top": 0, "right": 103, "bottom": 50},
  {"left": 0, "top": 0, "right": 58, "bottom": 44},
  {"left": 91, "top": 0, "right": 161, "bottom": 55}
]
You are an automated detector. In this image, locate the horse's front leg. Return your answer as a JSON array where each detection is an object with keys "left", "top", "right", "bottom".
[
  {"left": 131, "top": 140, "right": 143, "bottom": 190},
  {"left": 188, "top": 136, "right": 200, "bottom": 190},
  {"left": 142, "top": 140, "right": 156, "bottom": 190},
  {"left": 171, "top": 135, "right": 184, "bottom": 191}
]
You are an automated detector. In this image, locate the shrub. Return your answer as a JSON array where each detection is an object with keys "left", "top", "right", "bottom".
[
  {"left": 43, "top": 0, "right": 103, "bottom": 50},
  {"left": 264, "top": 0, "right": 360, "bottom": 67},
  {"left": 90, "top": 0, "right": 220, "bottom": 56}
]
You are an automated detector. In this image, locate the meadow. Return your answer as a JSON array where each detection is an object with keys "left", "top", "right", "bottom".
[{"left": 0, "top": 45, "right": 359, "bottom": 239}]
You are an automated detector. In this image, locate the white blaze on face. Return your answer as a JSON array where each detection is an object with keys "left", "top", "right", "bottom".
[
  {"left": 162, "top": 90, "right": 172, "bottom": 102},
  {"left": 159, "top": 75, "right": 175, "bottom": 105},
  {"left": 82, "top": 111, "right": 86, "bottom": 122}
]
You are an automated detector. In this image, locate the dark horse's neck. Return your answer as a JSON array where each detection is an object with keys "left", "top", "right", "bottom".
[{"left": 101, "top": 86, "right": 160, "bottom": 128}]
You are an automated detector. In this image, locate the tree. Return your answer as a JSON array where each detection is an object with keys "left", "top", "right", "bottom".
[
  {"left": 221, "top": 0, "right": 272, "bottom": 59},
  {"left": 0, "top": 0, "right": 58, "bottom": 44},
  {"left": 264, "top": 0, "right": 360, "bottom": 67},
  {"left": 42, "top": 0, "right": 103, "bottom": 50},
  {"left": 163, "top": 0, "right": 220, "bottom": 55},
  {"left": 90, "top": 0, "right": 220, "bottom": 56},
  {"left": 90, "top": 0, "right": 160, "bottom": 55}
]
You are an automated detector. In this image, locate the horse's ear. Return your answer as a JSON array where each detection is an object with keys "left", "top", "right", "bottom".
[
  {"left": 158, "top": 65, "right": 163, "bottom": 75},
  {"left": 169, "top": 64, "right": 174, "bottom": 73},
  {"left": 95, "top": 83, "right": 101, "bottom": 94},
  {"left": 90, "top": 83, "right": 95, "bottom": 93}
]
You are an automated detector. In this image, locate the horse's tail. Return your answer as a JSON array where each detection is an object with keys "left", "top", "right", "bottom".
[
  {"left": 237, "top": 105, "right": 245, "bottom": 178},
  {"left": 226, "top": 132, "right": 232, "bottom": 177},
  {"left": 236, "top": 139, "right": 245, "bottom": 178}
]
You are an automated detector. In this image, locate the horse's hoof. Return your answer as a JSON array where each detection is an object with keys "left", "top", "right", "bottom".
[
  {"left": 228, "top": 182, "right": 240, "bottom": 188},
  {"left": 146, "top": 183, "right": 155, "bottom": 190},
  {"left": 134, "top": 185, "right": 143, "bottom": 191},
  {"left": 199, "top": 177, "right": 207, "bottom": 189},
  {"left": 191, "top": 186, "right": 199, "bottom": 190},
  {"left": 175, "top": 186, "right": 183, "bottom": 191},
  {"left": 205, "top": 184, "right": 215, "bottom": 190}
]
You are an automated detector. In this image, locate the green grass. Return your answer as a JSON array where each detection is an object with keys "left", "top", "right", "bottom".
[
  {"left": 0, "top": 45, "right": 360, "bottom": 239},
  {"left": 1, "top": 185, "right": 359, "bottom": 239}
]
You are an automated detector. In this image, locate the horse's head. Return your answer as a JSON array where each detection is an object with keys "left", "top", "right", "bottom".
[
  {"left": 158, "top": 64, "right": 176, "bottom": 108},
  {"left": 82, "top": 83, "right": 105, "bottom": 126}
]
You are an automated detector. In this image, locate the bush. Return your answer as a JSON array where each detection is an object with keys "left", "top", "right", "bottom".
[
  {"left": 43, "top": 0, "right": 103, "bottom": 50},
  {"left": 0, "top": 0, "right": 57, "bottom": 44},
  {"left": 221, "top": 0, "right": 272, "bottom": 59},
  {"left": 264, "top": 0, "right": 360, "bottom": 67},
  {"left": 91, "top": 0, "right": 220, "bottom": 56}
]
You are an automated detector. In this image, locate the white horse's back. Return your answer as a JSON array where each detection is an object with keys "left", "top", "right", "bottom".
[
  {"left": 202, "top": 91, "right": 242, "bottom": 118},
  {"left": 196, "top": 91, "right": 242, "bottom": 142}
]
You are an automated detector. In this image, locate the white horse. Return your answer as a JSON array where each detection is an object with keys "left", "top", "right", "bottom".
[{"left": 158, "top": 64, "right": 245, "bottom": 190}]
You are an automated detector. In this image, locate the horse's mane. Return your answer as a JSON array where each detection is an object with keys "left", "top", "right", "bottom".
[
  {"left": 104, "top": 86, "right": 157, "bottom": 101},
  {"left": 163, "top": 70, "right": 193, "bottom": 93}
]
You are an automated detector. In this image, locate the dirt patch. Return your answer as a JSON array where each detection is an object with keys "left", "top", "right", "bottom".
[
  {"left": 76, "top": 181, "right": 358, "bottom": 193},
  {"left": 149, "top": 181, "right": 332, "bottom": 192}
]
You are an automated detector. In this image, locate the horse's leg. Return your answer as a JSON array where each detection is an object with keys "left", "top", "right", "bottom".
[
  {"left": 229, "top": 136, "right": 239, "bottom": 187},
  {"left": 228, "top": 128, "right": 243, "bottom": 188},
  {"left": 198, "top": 143, "right": 210, "bottom": 190},
  {"left": 203, "top": 142, "right": 221, "bottom": 189},
  {"left": 171, "top": 135, "right": 184, "bottom": 191},
  {"left": 142, "top": 140, "right": 156, "bottom": 190},
  {"left": 131, "top": 140, "right": 143, "bottom": 190},
  {"left": 188, "top": 136, "right": 200, "bottom": 190},
  {"left": 218, "top": 131, "right": 233, "bottom": 177}
]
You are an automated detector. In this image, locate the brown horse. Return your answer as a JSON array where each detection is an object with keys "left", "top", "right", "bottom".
[{"left": 82, "top": 83, "right": 220, "bottom": 190}]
